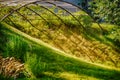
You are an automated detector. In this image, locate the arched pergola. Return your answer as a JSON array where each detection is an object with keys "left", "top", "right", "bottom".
[
  {"left": 0, "top": 0, "right": 107, "bottom": 63},
  {"left": 0, "top": 0, "right": 103, "bottom": 32}
]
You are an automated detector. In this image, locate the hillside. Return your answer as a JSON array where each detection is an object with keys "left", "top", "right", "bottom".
[
  {"left": 0, "top": 0, "right": 120, "bottom": 80},
  {"left": 0, "top": 22, "right": 120, "bottom": 80}
]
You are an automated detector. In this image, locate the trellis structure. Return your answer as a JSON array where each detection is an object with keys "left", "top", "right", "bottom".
[
  {"left": 0, "top": 0, "right": 103, "bottom": 31},
  {"left": 0, "top": 0, "right": 119, "bottom": 67}
]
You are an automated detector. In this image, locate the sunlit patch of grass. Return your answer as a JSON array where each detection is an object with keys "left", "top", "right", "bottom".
[
  {"left": 100, "top": 23, "right": 116, "bottom": 31},
  {"left": 42, "top": 71, "right": 100, "bottom": 80},
  {"left": 56, "top": 72, "right": 99, "bottom": 80}
]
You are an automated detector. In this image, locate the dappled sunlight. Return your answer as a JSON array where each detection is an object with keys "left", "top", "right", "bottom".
[
  {"left": 58, "top": 72, "right": 99, "bottom": 80},
  {"left": 43, "top": 71, "right": 99, "bottom": 80}
]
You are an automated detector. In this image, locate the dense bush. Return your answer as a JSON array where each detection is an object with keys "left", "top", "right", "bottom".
[{"left": 89, "top": 0, "right": 120, "bottom": 26}]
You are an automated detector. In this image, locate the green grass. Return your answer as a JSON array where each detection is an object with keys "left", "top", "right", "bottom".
[{"left": 0, "top": 22, "right": 120, "bottom": 80}]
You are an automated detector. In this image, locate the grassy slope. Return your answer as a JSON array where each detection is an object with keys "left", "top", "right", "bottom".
[{"left": 0, "top": 22, "right": 120, "bottom": 80}]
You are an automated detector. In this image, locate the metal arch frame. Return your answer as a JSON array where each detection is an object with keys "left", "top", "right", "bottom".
[
  {"left": 25, "top": 5, "right": 65, "bottom": 28},
  {"left": 53, "top": 0, "right": 104, "bottom": 32},
  {"left": 4, "top": 8, "right": 47, "bottom": 33},
  {"left": 5, "top": 11, "right": 49, "bottom": 34},
  {"left": 13, "top": 9, "right": 46, "bottom": 33},
  {"left": 0, "top": 0, "right": 103, "bottom": 32},
  {"left": 35, "top": 4, "right": 66, "bottom": 25},
  {"left": 0, "top": 0, "right": 68, "bottom": 41},
  {"left": 0, "top": 0, "right": 52, "bottom": 33},
  {"left": 0, "top": 1, "right": 66, "bottom": 25},
  {"left": 0, "top": 2, "right": 40, "bottom": 30},
  {"left": 0, "top": 0, "right": 68, "bottom": 34},
  {"left": 25, "top": 6, "right": 48, "bottom": 23},
  {"left": 44, "top": 1, "right": 86, "bottom": 31},
  {"left": 24, "top": 4, "right": 69, "bottom": 52},
  {"left": 0, "top": 0, "right": 57, "bottom": 22},
  {"left": 15, "top": 10, "right": 35, "bottom": 28},
  {"left": 0, "top": 1, "right": 46, "bottom": 22},
  {"left": 0, "top": 2, "right": 35, "bottom": 22},
  {"left": 0, "top": 5, "right": 57, "bottom": 27},
  {"left": 0, "top": 0, "right": 97, "bottom": 63}
]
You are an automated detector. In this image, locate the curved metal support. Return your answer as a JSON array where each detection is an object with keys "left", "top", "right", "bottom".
[
  {"left": 15, "top": 10, "right": 46, "bottom": 33},
  {"left": 35, "top": 4, "right": 66, "bottom": 25},
  {"left": 25, "top": 6, "right": 58, "bottom": 27},
  {"left": 15, "top": 10, "right": 35, "bottom": 28},
  {"left": 0, "top": 1, "right": 66, "bottom": 25},
  {"left": 25, "top": 6, "right": 48, "bottom": 23},
  {"left": 0, "top": 0, "right": 103, "bottom": 33},
  {"left": 0, "top": 0, "right": 103, "bottom": 63},
  {"left": 45, "top": 1, "right": 86, "bottom": 31},
  {"left": 53, "top": 0, "right": 104, "bottom": 33},
  {"left": 0, "top": 2, "right": 35, "bottom": 21},
  {"left": 0, "top": 10, "right": 14, "bottom": 22},
  {"left": 0, "top": 1, "right": 37, "bottom": 22}
]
